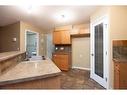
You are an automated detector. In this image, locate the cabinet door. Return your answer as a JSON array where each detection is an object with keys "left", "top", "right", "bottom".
[
  {"left": 70, "top": 28, "right": 79, "bottom": 35},
  {"left": 79, "top": 28, "right": 89, "bottom": 34},
  {"left": 60, "top": 54, "right": 69, "bottom": 70},
  {"left": 61, "top": 30, "right": 71, "bottom": 44},
  {"left": 114, "top": 69, "right": 120, "bottom": 89},
  {"left": 119, "top": 64, "right": 127, "bottom": 89},
  {"left": 52, "top": 54, "right": 61, "bottom": 68},
  {"left": 52, "top": 54, "right": 70, "bottom": 71},
  {"left": 53, "top": 31, "right": 61, "bottom": 44}
]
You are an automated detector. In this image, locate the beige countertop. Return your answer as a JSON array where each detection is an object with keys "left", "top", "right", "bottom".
[
  {"left": 0, "top": 59, "right": 61, "bottom": 86},
  {"left": 113, "top": 58, "right": 127, "bottom": 63},
  {"left": 0, "top": 51, "right": 25, "bottom": 62}
]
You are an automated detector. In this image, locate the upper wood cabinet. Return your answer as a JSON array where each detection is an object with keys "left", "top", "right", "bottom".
[
  {"left": 53, "top": 31, "right": 61, "bottom": 44},
  {"left": 53, "top": 24, "right": 90, "bottom": 44},
  {"left": 61, "top": 30, "right": 71, "bottom": 44},
  {"left": 53, "top": 30, "right": 71, "bottom": 45},
  {"left": 70, "top": 24, "right": 90, "bottom": 37}
]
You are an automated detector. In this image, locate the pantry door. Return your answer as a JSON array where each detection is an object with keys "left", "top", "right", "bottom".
[{"left": 90, "top": 16, "right": 109, "bottom": 88}]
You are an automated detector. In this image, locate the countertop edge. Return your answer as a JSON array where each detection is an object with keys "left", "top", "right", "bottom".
[
  {"left": 0, "top": 51, "right": 25, "bottom": 62},
  {"left": 113, "top": 58, "right": 127, "bottom": 63},
  {"left": 0, "top": 72, "right": 61, "bottom": 86}
]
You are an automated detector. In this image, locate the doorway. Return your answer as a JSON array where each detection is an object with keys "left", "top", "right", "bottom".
[
  {"left": 90, "top": 15, "right": 109, "bottom": 88},
  {"left": 25, "top": 30, "right": 39, "bottom": 58}
]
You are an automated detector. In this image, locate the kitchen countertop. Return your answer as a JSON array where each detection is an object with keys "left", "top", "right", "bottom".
[
  {"left": 0, "top": 51, "right": 25, "bottom": 62},
  {"left": 0, "top": 58, "right": 61, "bottom": 86},
  {"left": 113, "top": 58, "right": 127, "bottom": 63}
]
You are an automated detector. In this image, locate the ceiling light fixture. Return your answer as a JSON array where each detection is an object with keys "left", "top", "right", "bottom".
[
  {"left": 54, "top": 10, "right": 74, "bottom": 23},
  {"left": 20, "top": 5, "right": 38, "bottom": 14},
  {"left": 27, "top": 5, "right": 33, "bottom": 14},
  {"left": 61, "top": 15, "right": 65, "bottom": 18}
]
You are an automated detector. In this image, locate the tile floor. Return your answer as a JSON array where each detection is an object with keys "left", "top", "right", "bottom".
[{"left": 61, "top": 69, "right": 105, "bottom": 89}]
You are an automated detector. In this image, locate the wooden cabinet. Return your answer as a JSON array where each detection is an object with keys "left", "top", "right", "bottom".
[
  {"left": 52, "top": 53, "right": 71, "bottom": 71},
  {"left": 53, "top": 31, "right": 61, "bottom": 44},
  {"left": 70, "top": 28, "right": 89, "bottom": 35},
  {"left": 61, "top": 31, "right": 71, "bottom": 44},
  {"left": 70, "top": 24, "right": 90, "bottom": 37},
  {"left": 53, "top": 30, "right": 71, "bottom": 45},
  {"left": 114, "top": 62, "right": 127, "bottom": 89}
]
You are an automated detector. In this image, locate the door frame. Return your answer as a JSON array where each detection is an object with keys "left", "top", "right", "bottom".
[
  {"left": 25, "top": 30, "right": 39, "bottom": 56},
  {"left": 90, "top": 15, "right": 109, "bottom": 89}
]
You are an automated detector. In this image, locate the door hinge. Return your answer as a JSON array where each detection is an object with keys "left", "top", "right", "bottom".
[
  {"left": 105, "top": 77, "right": 107, "bottom": 82},
  {"left": 91, "top": 54, "right": 94, "bottom": 56},
  {"left": 105, "top": 24, "right": 107, "bottom": 29},
  {"left": 106, "top": 51, "right": 107, "bottom": 55}
]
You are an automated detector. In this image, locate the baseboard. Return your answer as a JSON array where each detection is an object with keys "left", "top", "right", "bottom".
[{"left": 72, "top": 66, "right": 90, "bottom": 71}]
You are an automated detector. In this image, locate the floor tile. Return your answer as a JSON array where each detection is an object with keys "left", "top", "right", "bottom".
[{"left": 61, "top": 69, "right": 105, "bottom": 89}]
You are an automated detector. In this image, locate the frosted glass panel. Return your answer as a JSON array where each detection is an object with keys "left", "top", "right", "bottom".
[{"left": 94, "top": 23, "right": 103, "bottom": 78}]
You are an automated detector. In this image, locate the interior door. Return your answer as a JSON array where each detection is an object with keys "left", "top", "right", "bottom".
[
  {"left": 90, "top": 16, "right": 108, "bottom": 88},
  {"left": 26, "top": 31, "right": 39, "bottom": 58}
]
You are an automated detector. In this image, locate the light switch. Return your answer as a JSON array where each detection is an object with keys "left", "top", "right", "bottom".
[{"left": 60, "top": 47, "right": 64, "bottom": 50}]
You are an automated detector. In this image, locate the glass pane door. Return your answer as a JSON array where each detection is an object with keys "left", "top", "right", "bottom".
[{"left": 94, "top": 23, "right": 103, "bottom": 78}]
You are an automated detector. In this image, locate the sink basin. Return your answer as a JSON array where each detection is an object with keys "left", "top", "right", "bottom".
[
  {"left": 31, "top": 56, "right": 42, "bottom": 59},
  {"left": 25, "top": 56, "right": 46, "bottom": 61}
]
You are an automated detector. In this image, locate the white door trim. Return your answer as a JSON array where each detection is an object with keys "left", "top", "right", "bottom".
[
  {"left": 90, "top": 15, "right": 109, "bottom": 89},
  {"left": 25, "top": 30, "right": 39, "bottom": 56}
]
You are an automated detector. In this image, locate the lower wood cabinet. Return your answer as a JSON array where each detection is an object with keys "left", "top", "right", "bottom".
[
  {"left": 52, "top": 53, "right": 71, "bottom": 71},
  {"left": 114, "top": 62, "right": 127, "bottom": 89}
]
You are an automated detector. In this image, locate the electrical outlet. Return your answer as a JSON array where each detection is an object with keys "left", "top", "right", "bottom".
[
  {"left": 79, "top": 54, "right": 82, "bottom": 58},
  {"left": 17, "top": 48, "right": 19, "bottom": 50}
]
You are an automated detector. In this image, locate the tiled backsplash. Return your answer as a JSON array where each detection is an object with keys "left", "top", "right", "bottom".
[
  {"left": 113, "top": 46, "right": 127, "bottom": 58},
  {"left": 54, "top": 45, "right": 71, "bottom": 52},
  {"left": 113, "top": 40, "right": 127, "bottom": 59}
]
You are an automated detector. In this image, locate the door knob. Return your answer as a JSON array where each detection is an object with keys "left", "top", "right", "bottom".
[{"left": 91, "top": 54, "right": 94, "bottom": 56}]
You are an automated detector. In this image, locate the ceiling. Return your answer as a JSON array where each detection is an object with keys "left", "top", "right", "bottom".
[{"left": 0, "top": 6, "right": 100, "bottom": 32}]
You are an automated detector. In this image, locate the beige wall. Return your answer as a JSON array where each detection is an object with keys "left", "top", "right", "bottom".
[
  {"left": 109, "top": 6, "right": 127, "bottom": 89},
  {"left": 72, "top": 37, "right": 90, "bottom": 69},
  {"left": 72, "top": 23, "right": 90, "bottom": 69},
  {"left": 109, "top": 6, "right": 127, "bottom": 39},
  {"left": 20, "top": 21, "right": 46, "bottom": 56},
  {"left": 91, "top": 6, "right": 127, "bottom": 89},
  {"left": 0, "top": 22, "right": 20, "bottom": 52}
]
